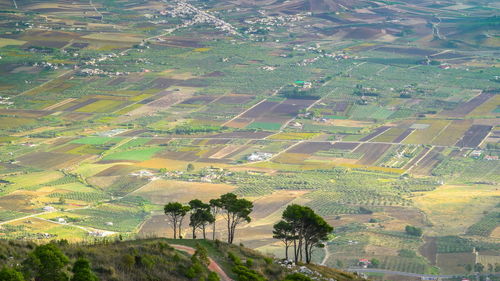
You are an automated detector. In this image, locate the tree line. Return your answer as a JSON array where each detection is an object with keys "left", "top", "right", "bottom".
[
  {"left": 273, "top": 204, "right": 333, "bottom": 264},
  {"left": 165, "top": 194, "right": 334, "bottom": 265},
  {"left": 164, "top": 193, "right": 253, "bottom": 244}
]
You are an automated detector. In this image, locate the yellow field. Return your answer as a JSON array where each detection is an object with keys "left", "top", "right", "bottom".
[
  {"left": 133, "top": 179, "right": 235, "bottom": 204},
  {"left": 273, "top": 153, "right": 309, "bottom": 164},
  {"left": 193, "top": 48, "right": 211, "bottom": 52},
  {"left": 403, "top": 120, "right": 451, "bottom": 145},
  {"left": 468, "top": 95, "right": 500, "bottom": 117},
  {"left": 371, "top": 127, "right": 406, "bottom": 142},
  {"left": 267, "top": 132, "right": 319, "bottom": 140},
  {"left": 129, "top": 93, "right": 153, "bottom": 102},
  {"left": 8, "top": 217, "right": 89, "bottom": 241},
  {"left": 413, "top": 184, "right": 500, "bottom": 235},
  {"left": 75, "top": 99, "right": 124, "bottom": 113},
  {"left": 5, "top": 171, "right": 63, "bottom": 190},
  {"left": 0, "top": 37, "right": 27, "bottom": 47},
  {"left": 431, "top": 119, "right": 472, "bottom": 146},
  {"left": 491, "top": 226, "right": 500, "bottom": 239},
  {"left": 0, "top": 117, "right": 36, "bottom": 129},
  {"left": 82, "top": 33, "right": 144, "bottom": 43},
  {"left": 114, "top": 104, "right": 143, "bottom": 115}
]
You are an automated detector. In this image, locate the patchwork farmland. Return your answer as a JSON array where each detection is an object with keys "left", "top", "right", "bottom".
[{"left": 0, "top": 0, "right": 499, "bottom": 279}]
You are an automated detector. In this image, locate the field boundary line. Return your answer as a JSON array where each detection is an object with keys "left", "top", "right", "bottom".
[
  {"left": 0, "top": 211, "right": 55, "bottom": 226},
  {"left": 44, "top": 98, "right": 77, "bottom": 111},
  {"left": 376, "top": 65, "right": 389, "bottom": 75},
  {"left": 429, "top": 120, "right": 452, "bottom": 144},
  {"left": 278, "top": 86, "right": 337, "bottom": 131},
  {"left": 89, "top": 0, "right": 104, "bottom": 21},
  {"left": 221, "top": 98, "right": 266, "bottom": 126},
  {"left": 406, "top": 146, "right": 433, "bottom": 172},
  {"left": 16, "top": 69, "right": 74, "bottom": 97}
]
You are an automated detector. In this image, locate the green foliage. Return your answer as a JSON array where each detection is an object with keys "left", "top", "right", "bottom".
[
  {"left": 405, "top": 226, "right": 423, "bottom": 237},
  {"left": 23, "top": 243, "right": 69, "bottom": 281},
  {"left": 207, "top": 272, "right": 220, "bottom": 281},
  {"left": 279, "top": 204, "right": 333, "bottom": 263},
  {"left": 466, "top": 212, "right": 500, "bottom": 237},
  {"left": 283, "top": 273, "right": 313, "bottom": 281},
  {"left": 194, "top": 244, "right": 210, "bottom": 267},
  {"left": 219, "top": 193, "right": 253, "bottom": 244},
  {"left": 398, "top": 249, "right": 417, "bottom": 258},
  {"left": 164, "top": 202, "right": 191, "bottom": 239},
  {"left": 228, "top": 252, "right": 242, "bottom": 265},
  {"left": 232, "top": 265, "right": 266, "bottom": 281},
  {"left": 370, "top": 258, "right": 380, "bottom": 268},
  {"left": 0, "top": 267, "right": 25, "bottom": 281},
  {"left": 168, "top": 125, "right": 224, "bottom": 135},
  {"left": 70, "top": 258, "right": 98, "bottom": 281}
]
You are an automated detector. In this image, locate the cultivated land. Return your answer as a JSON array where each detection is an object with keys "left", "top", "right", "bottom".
[{"left": 0, "top": 0, "right": 499, "bottom": 279}]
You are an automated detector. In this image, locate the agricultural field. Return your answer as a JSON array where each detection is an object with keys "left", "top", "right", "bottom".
[{"left": 0, "top": 0, "right": 499, "bottom": 279}]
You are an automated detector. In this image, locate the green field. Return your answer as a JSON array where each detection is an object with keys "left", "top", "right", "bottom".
[{"left": 103, "top": 147, "right": 164, "bottom": 161}]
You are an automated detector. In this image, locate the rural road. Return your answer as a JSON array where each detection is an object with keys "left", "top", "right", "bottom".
[{"left": 171, "top": 244, "right": 233, "bottom": 281}]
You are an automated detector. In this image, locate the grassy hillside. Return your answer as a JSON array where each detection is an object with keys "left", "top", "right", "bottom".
[{"left": 0, "top": 238, "right": 367, "bottom": 281}]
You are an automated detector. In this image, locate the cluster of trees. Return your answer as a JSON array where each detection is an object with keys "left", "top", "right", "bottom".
[
  {"left": 405, "top": 225, "right": 423, "bottom": 237},
  {"left": 0, "top": 243, "right": 97, "bottom": 281},
  {"left": 464, "top": 262, "right": 500, "bottom": 273},
  {"left": 273, "top": 204, "right": 333, "bottom": 264},
  {"left": 168, "top": 125, "right": 224, "bottom": 135},
  {"left": 164, "top": 193, "right": 253, "bottom": 244},
  {"left": 280, "top": 86, "right": 320, "bottom": 100}
]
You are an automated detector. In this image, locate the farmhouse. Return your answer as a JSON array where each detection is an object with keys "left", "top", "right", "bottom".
[
  {"left": 43, "top": 206, "right": 56, "bottom": 212},
  {"left": 358, "top": 259, "right": 371, "bottom": 268},
  {"left": 247, "top": 152, "right": 273, "bottom": 162}
]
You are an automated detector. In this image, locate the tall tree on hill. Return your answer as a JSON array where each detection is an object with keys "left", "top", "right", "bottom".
[
  {"left": 189, "top": 199, "right": 215, "bottom": 239},
  {"left": 219, "top": 193, "right": 253, "bottom": 244},
  {"left": 209, "top": 198, "right": 223, "bottom": 240},
  {"left": 164, "top": 202, "right": 190, "bottom": 239},
  {"left": 302, "top": 212, "right": 333, "bottom": 263},
  {"left": 23, "top": 243, "right": 70, "bottom": 281},
  {"left": 278, "top": 204, "right": 333, "bottom": 264},
  {"left": 272, "top": 220, "right": 295, "bottom": 261}
]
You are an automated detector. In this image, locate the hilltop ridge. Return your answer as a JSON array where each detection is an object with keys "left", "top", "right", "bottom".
[{"left": 0, "top": 238, "right": 368, "bottom": 281}]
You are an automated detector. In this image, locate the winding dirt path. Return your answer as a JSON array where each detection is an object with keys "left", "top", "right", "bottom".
[{"left": 171, "top": 244, "right": 233, "bottom": 281}]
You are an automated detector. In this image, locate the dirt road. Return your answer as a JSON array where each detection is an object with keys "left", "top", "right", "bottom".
[{"left": 171, "top": 244, "right": 233, "bottom": 281}]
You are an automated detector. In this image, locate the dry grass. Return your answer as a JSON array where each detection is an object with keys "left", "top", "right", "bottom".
[
  {"left": 0, "top": 37, "right": 27, "bottom": 47},
  {"left": 468, "top": 95, "right": 500, "bottom": 117},
  {"left": 267, "top": 132, "right": 319, "bottom": 140},
  {"left": 273, "top": 153, "right": 310, "bottom": 164},
  {"left": 413, "top": 184, "right": 500, "bottom": 235},
  {"left": 75, "top": 99, "right": 124, "bottom": 113},
  {"left": 431, "top": 120, "right": 472, "bottom": 146},
  {"left": 403, "top": 120, "right": 450, "bottom": 145},
  {"left": 82, "top": 33, "right": 144, "bottom": 43},
  {"left": 133, "top": 179, "right": 235, "bottom": 204}
]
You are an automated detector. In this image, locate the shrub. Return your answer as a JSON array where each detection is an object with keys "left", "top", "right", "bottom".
[
  {"left": 207, "top": 272, "right": 220, "bottom": 281},
  {"left": 405, "top": 226, "right": 423, "bottom": 237},
  {"left": 284, "top": 273, "right": 313, "bottom": 281}
]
